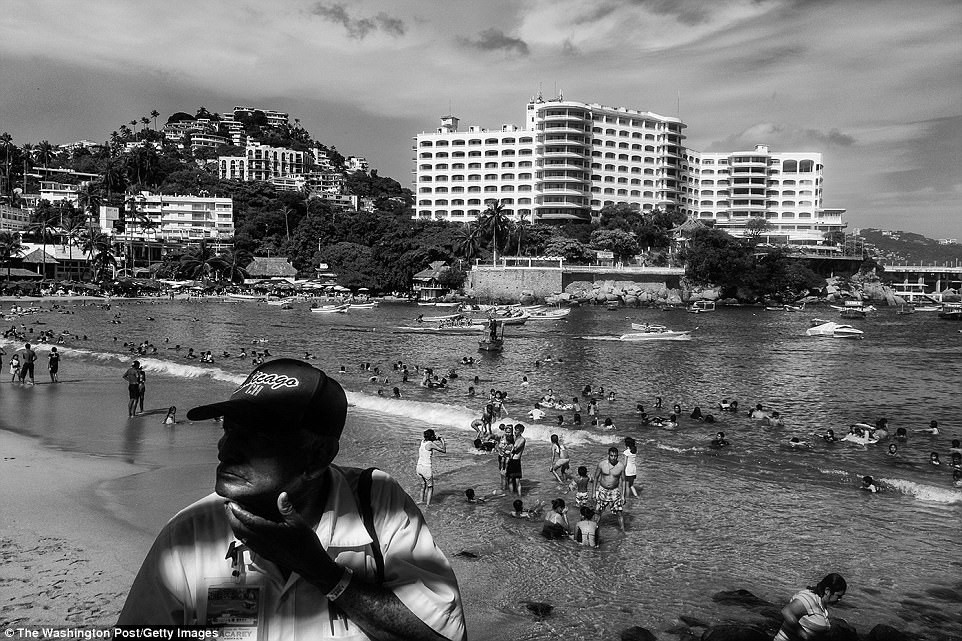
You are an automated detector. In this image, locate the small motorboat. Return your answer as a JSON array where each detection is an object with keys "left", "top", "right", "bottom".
[
  {"left": 687, "top": 301, "right": 716, "bottom": 314},
  {"left": 227, "top": 293, "right": 267, "bottom": 301},
  {"left": 623, "top": 322, "right": 692, "bottom": 340},
  {"left": 937, "top": 303, "right": 962, "bottom": 321},
  {"left": 348, "top": 301, "right": 379, "bottom": 309},
  {"left": 311, "top": 303, "right": 350, "bottom": 314},
  {"left": 806, "top": 321, "right": 864, "bottom": 339},
  {"left": 524, "top": 306, "right": 571, "bottom": 321},
  {"left": 267, "top": 297, "right": 296, "bottom": 306}
]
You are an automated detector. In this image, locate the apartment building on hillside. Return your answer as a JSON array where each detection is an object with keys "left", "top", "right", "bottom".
[
  {"left": 109, "top": 191, "right": 234, "bottom": 241},
  {"left": 218, "top": 143, "right": 306, "bottom": 183},
  {"left": 412, "top": 95, "right": 846, "bottom": 245}
]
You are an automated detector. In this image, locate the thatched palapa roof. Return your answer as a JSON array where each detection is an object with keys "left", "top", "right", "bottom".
[{"left": 245, "top": 257, "right": 297, "bottom": 278}]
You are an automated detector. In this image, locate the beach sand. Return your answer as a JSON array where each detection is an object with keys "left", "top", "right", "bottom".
[{"left": 0, "top": 430, "right": 149, "bottom": 628}]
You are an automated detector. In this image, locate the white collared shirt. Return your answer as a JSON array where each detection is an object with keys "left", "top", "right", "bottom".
[{"left": 118, "top": 466, "right": 466, "bottom": 640}]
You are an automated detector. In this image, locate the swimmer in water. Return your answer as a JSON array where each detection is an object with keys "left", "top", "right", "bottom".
[
  {"left": 672, "top": 403, "right": 682, "bottom": 416},
  {"left": 895, "top": 427, "right": 908, "bottom": 442},
  {"left": 954, "top": 469, "right": 962, "bottom": 488},
  {"left": 915, "top": 420, "right": 940, "bottom": 435},
  {"left": 929, "top": 452, "right": 941, "bottom": 466},
  {"left": 886, "top": 443, "right": 900, "bottom": 457},
  {"left": 861, "top": 475, "right": 878, "bottom": 493},
  {"left": 710, "top": 431, "right": 729, "bottom": 448},
  {"left": 950, "top": 439, "right": 962, "bottom": 454},
  {"left": 788, "top": 436, "right": 809, "bottom": 447},
  {"left": 690, "top": 406, "right": 704, "bottom": 421},
  {"left": 765, "top": 411, "right": 784, "bottom": 428},
  {"left": 950, "top": 452, "right": 962, "bottom": 469},
  {"left": 163, "top": 406, "right": 177, "bottom": 425},
  {"left": 654, "top": 396, "right": 662, "bottom": 409}
]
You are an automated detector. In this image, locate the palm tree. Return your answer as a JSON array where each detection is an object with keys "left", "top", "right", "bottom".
[
  {"left": 454, "top": 223, "right": 482, "bottom": 262},
  {"left": 220, "top": 248, "right": 252, "bottom": 284},
  {"left": 79, "top": 230, "right": 115, "bottom": 282},
  {"left": 478, "top": 199, "right": 511, "bottom": 265},
  {"left": 35, "top": 140, "right": 55, "bottom": 168},
  {"left": 513, "top": 217, "right": 530, "bottom": 256},
  {"left": 179, "top": 240, "right": 229, "bottom": 280},
  {"left": 0, "top": 132, "right": 13, "bottom": 196},
  {"left": 150, "top": 110, "right": 160, "bottom": 130},
  {"left": 0, "top": 230, "right": 24, "bottom": 282}
]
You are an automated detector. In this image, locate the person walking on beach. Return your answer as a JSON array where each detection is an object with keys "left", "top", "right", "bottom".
[
  {"left": 549, "top": 434, "right": 571, "bottom": 484},
  {"left": 15, "top": 342, "right": 36, "bottom": 385},
  {"left": 773, "top": 573, "right": 847, "bottom": 641},
  {"left": 594, "top": 446, "right": 627, "bottom": 531},
  {"left": 137, "top": 363, "right": 146, "bottom": 414},
  {"left": 123, "top": 360, "right": 141, "bottom": 417},
  {"left": 117, "top": 358, "right": 466, "bottom": 640},
  {"left": 416, "top": 428, "right": 446, "bottom": 507},
  {"left": 47, "top": 346, "right": 60, "bottom": 383}
]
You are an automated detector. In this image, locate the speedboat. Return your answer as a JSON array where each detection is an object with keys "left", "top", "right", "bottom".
[
  {"left": 310, "top": 303, "right": 350, "bottom": 314},
  {"left": 806, "top": 321, "right": 864, "bottom": 340},
  {"left": 687, "top": 301, "right": 716, "bottom": 314},
  {"left": 622, "top": 323, "right": 692, "bottom": 340}
]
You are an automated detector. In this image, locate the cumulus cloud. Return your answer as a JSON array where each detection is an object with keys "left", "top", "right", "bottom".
[
  {"left": 308, "top": 3, "right": 406, "bottom": 39},
  {"left": 458, "top": 29, "right": 530, "bottom": 56},
  {"left": 705, "top": 122, "right": 856, "bottom": 152}
]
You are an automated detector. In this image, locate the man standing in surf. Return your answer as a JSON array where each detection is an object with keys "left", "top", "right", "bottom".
[{"left": 593, "top": 446, "right": 627, "bottom": 531}]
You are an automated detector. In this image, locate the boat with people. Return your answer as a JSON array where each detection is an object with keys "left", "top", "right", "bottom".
[
  {"left": 766, "top": 302, "right": 806, "bottom": 312},
  {"left": 687, "top": 301, "right": 716, "bottom": 314},
  {"left": 478, "top": 319, "right": 505, "bottom": 352},
  {"left": 310, "top": 303, "right": 350, "bottom": 314},
  {"left": 937, "top": 303, "right": 962, "bottom": 320},
  {"left": 806, "top": 320, "right": 864, "bottom": 339},
  {"left": 469, "top": 310, "right": 530, "bottom": 326},
  {"left": 618, "top": 322, "right": 692, "bottom": 341}
]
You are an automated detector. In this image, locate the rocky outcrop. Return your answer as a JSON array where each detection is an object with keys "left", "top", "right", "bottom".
[{"left": 562, "top": 280, "right": 721, "bottom": 307}]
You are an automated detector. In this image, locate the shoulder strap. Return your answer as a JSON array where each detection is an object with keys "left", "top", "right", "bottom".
[{"left": 357, "top": 467, "right": 385, "bottom": 584}]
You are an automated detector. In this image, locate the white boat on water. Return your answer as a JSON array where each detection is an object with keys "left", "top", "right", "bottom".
[
  {"left": 622, "top": 322, "right": 691, "bottom": 340},
  {"left": 311, "top": 303, "right": 350, "bottom": 314},
  {"left": 227, "top": 293, "right": 267, "bottom": 301},
  {"left": 829, "top": 302, "right": 876, "bottom": 313},
  {"left": 348, "top": 301, "right": 379, "bottom": 309},
  {"left": 687, "top": 301, "right": 716, "bottom": 314},
  {"left": 525, "top": 307, "right": 571, "bottom": 321},
  {"left": 806, "top": 321, "right": 864, "bottom": 339},
  {"left": 469, "top": 312, "right": 530, "bottom": 326},
  {"left": 267, "top": 297, "right": 296, "bottom": 306}
]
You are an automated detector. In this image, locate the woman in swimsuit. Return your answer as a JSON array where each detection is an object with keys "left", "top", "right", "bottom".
[
  {"left": 623, "top": 437, "right": 639, "bottom": 501},
  {"left": 416, "top": 429, "right": 446, "bottom": 507},
  {"left": 549, "top": 434, "right": 570, "bottom": 484}
]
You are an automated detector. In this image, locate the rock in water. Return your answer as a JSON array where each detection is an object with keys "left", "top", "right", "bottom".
[
  {"left": 620, "top": 625, "right": 657, "bottom": 641},
  {"left": 711, "top": 589, "right": 775, "bottom": 610},
  {"left": 866, "top": 624, "right": 909, "bottom": 641},
  {"left": 522, "top": 601, "right": 553, "bottom": 618}
]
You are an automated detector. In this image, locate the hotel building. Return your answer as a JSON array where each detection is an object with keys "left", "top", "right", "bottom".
[
  {"left": 218, "top": 144, "right": 306, "bottom": 183},
  {"left": 111, "top": 191, "right": 234, "bottom": 242},
  {"left": 412, "top": 96, "right": 845, "bottom": 244}
]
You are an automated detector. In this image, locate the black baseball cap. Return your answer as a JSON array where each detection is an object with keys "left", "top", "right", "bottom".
[{"left": 186, "top": 359, "right": 348, "bottom": 437}]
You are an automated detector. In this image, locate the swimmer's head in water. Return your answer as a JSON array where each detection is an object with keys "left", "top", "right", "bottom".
[
  {"left": 550, "top": 498, "right": 565, "bottom": 511},
  {"left": 862, "top": 475, "right": 873, "bottom": 485},
  {"left": 930, "top": 420, "right": 938, "bottom": 428},
  {"left": 716, "top": 432, "right": 725, "bottom": 439}
]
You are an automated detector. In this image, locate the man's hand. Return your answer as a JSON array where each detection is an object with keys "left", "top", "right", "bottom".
[{"left": 226, "top": 492, "right": 340, "bottom": 591}]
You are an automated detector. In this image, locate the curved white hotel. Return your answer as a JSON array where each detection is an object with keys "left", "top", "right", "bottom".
[{"left": 412, "top": 95, "right": 845, "bottom": 244}]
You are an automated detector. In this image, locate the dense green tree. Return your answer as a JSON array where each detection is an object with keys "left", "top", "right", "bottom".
[
  {"left": 543, "top": 237, "right": 592, "bottom": 263},
  {"left": 589, "top": 228, "right": 639, "bottom": 262},
  {"left": 682, "top": 227, "right": 755, "bottom": 297}
]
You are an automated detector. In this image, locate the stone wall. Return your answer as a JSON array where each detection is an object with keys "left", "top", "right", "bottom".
[{"left": 466, "top": 268, "right": 562, "bottom": 301}]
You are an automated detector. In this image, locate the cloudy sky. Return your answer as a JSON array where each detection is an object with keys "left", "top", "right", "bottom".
[{"left": 2, "top": 0, "right": 960, "bottom": 237}]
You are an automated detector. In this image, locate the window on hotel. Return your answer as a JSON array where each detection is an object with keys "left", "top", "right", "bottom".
[
  {"left": 469, "top": 151, "right": 481, "bottom": 157},
  {"left": 468, "top": 186, "right": 481, "bottom": 192},
  {"left": 419, "top": 187, "right": 432, "bottom": 193},
  {"left": 485, "top": 173, "right": 497, "bottom": 180},
  {"left": 502, "top": 173, "right": 515, "bottom": 180},
  {"left": 435, "top": 187, "right": 448, "bottom": 193}
]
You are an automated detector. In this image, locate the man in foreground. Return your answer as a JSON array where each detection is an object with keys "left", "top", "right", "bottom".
[
  {"left": 593, "top": 446, "right": 627, "bottom": 531},
  {"left": 118, "top": 358, "right": 466, "bottom": 640}
]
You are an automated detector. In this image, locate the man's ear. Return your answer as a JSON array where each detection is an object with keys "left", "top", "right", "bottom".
[{"left": 304, "top": 437, "right": 339, "bottom": 479}]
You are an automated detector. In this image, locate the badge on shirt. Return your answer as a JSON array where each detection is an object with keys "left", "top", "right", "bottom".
[{"left": 199, "top": 579, "right": 266, "bottom": 640}]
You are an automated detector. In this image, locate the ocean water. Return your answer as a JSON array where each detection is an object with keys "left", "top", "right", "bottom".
[{"left": 2, "top": 298, "right": 961, "bottom": 639}]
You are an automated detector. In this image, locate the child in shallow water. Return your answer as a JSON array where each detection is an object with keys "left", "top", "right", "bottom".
[
  {"left": 573, "top": 506, "right": 599, "bottom": 547},
  {"left": 163, "top": 406, "right": 176, "bottom": 425}
]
